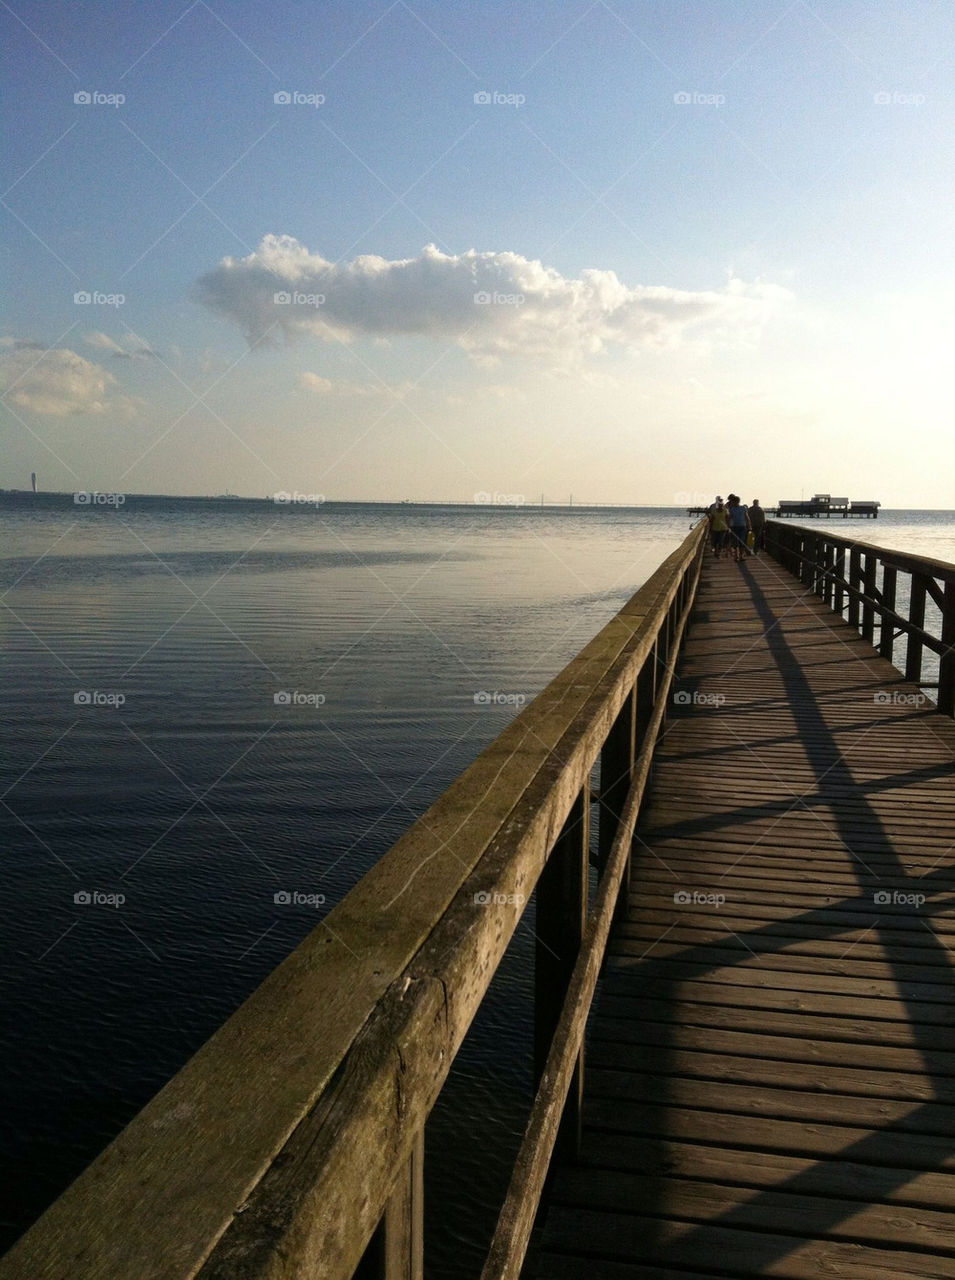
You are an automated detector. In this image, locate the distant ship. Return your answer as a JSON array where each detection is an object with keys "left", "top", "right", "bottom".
[{"left": 777, "top": 494, "right": 881, "bottom": 519}]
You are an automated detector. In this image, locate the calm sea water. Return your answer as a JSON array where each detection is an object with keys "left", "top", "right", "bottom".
[{"left": 1, "top": 497, "right": 953, "bottom": 1271}]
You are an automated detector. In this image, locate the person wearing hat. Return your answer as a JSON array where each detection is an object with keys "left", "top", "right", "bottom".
[
  {"left": 706, "top": 494, "right": 722, "bottom": 555},
  {"left": 726, "top": 494, "right": 751, "bottom": 561},
  {"left": 707, "top": 496, "right": 729, "bottom": 558}
]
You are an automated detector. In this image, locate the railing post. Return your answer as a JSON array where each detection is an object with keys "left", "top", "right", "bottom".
[
  {"left": 834, "top": 547, "right": 846, "bottom": 615},
  {"left": 823, "top": 542, "right": 834, "bottom": 607},
  {"left": 358, "top": 1131, "right": 425, "bottom": 1280},
  {"left": 880, "top": 565, "right": 897, "bottom": 662},
  {"left": 905, "top": 574, "right": 927, "bottom": 684},
  {"left": 535, "top": 786, "right": 588, "bottom": 1156},
  {"left": 938, "top": 581, "right": 955, "bottom": 717},
  {"left": 848, "top": 547, "right": 861, "bottom": 631},
  {"left": 623, "top": 652, "right": 657, "bottom": 892},
  {"left": 598, "top": 690, "right": 635, "bottom": 878},
  {"left": 862, "top": 553, "right": 877, "bottom": 644}
]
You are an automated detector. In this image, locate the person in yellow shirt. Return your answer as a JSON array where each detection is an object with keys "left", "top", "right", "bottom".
[{"left": 708, "top": 498, "right": 729, "bottom": 559}]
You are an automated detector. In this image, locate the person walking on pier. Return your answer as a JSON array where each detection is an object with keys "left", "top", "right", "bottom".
[
  {"left": 749, "top": 498, "right": 766, "bottom": 555},
  {"left": 726, "top": 494, "right": 751, "bottom": 562},
  {"left": 708, "top": 497, "right": 729, "bottom": 558}
]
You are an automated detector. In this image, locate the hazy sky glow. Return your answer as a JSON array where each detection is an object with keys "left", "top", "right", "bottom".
[{"left": 2, "top": 1, "right": 954, "bottom": 505}]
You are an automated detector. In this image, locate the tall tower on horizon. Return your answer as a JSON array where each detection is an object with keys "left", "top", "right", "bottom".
[{"left": 31, "top": 472, "right": 37, "bottom": 494}]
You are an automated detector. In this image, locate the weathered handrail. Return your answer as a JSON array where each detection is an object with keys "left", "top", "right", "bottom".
[
  {"left": 765, "top": 519, "right": 955, "bottom": 715},
  {"left": 0, "top": 522, "right": 708, "bottom": 1280}
]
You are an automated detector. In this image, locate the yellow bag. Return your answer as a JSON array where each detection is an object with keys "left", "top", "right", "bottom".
[{"left": 746, "top": 530, "right": 755, "bottom": 549}]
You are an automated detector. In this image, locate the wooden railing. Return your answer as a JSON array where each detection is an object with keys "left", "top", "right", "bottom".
[
  {"left": 0, "top": 522, "right": 708, "bottom": 1280},
  {"left": 765, "top": 520, "right": 955, "bottom": 716}
]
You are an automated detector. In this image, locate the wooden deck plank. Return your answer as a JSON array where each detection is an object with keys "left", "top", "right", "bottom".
[
  {"left": 538, "top": 1210, "right": 955, "bottom": 1278},
  {"left": 548, "top": 1167, "right": 955, "bottom": 1253},
  {"left": 527, "top": 553, "right": 955, "bottom": 1278}
]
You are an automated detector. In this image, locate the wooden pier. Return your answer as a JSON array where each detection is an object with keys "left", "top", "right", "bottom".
[
  {"left": 531, "top": 533, "right": 955, "bottom": 1278},
  {"left": 3, "top": 521, "right": 955, "bottom": 1280}
]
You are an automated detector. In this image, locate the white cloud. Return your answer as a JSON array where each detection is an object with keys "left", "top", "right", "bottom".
[
  {"left": 299, "top": 371, "right": 425, "bottom": 399},
  {"left": 84, "top": 331, "right": 125, "bottom": 355},
  {"left": 195, "top": 236, "right": 792, "bottom": 361},
  {"left": 0, "top": 344, "right": 117, "bottom": 416},
  {"left": 84, "top": 331, "right": 158, "bottom": 360}
]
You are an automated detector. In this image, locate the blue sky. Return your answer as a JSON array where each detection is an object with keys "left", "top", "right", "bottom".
[{"left": 2, "top": 0, "right": 954, "bottom": 504}]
